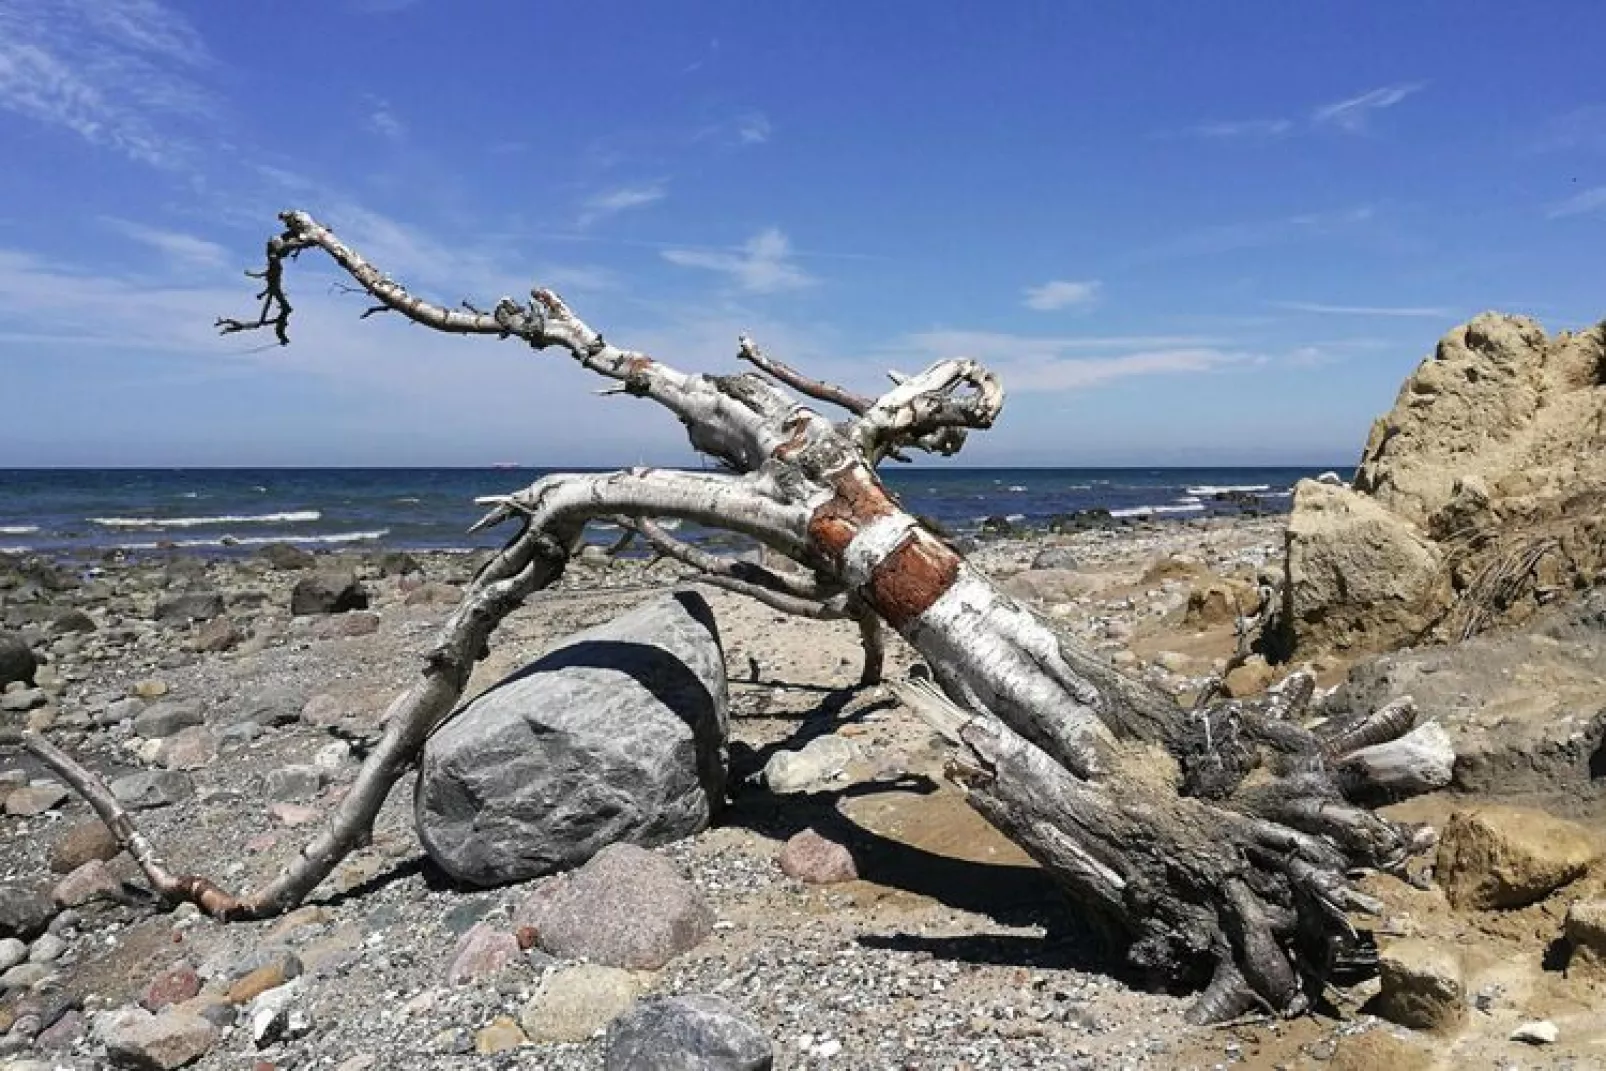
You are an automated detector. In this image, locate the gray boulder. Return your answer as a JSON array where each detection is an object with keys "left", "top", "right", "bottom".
[
  {"left": 604, "top": 994, "right": 773, "bottom": 1071},
  {"left": 132, "top": 701, "right": 203, "bottom": 740},
  {"left": 416, "top": 591, "right": 728, "bottom": 886},
  {"left": 0, "top": 885, "right": 55, "bottom": 940},
  {"left": 0, "top": 633, "right": 36, "bottom": 688},
  {"left": 153, "top": 591, "right": 225, "bottom": 625},
  {"left": 110, "top": 771, "right": 194, "bottom": 810},
  {"left": 289, "top": 571, "right": 368, "bottom": 615}
]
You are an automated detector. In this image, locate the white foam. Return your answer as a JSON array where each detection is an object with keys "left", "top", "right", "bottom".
[
  {"left": 1184, "top": 484, "right": 1269, "bottom": 496},
  {"left": 91, "top": 510, "right": 322, "bottom": 529},
  {"left": 1109, "top": 503, "right": 1207, "bottom": 518},
  {"left": 0, "top": 525, "right": 39, "bottom": 535},
  {"left": 1007, "top": 485, "right": 1027, "bottom": 492},
  {"left": 113, "top": 529, "right": 388, "bottom": 550}
]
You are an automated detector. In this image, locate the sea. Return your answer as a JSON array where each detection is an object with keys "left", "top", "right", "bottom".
[{"left": 0, "top": 467, "right": 1342, "bottom": 560}]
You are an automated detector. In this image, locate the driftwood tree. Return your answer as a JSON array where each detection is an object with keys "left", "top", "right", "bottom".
[{"left": 13, "top": 211, "right": 1433, "bottom": 1024}]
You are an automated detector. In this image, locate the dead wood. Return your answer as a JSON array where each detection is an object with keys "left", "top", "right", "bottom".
[{"left": 11, "top": 209, "right": 1431, "bottom": 1021}]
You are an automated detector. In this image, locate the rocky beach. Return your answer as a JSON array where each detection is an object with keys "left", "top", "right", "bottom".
[{"left": 3, "top": 492, "right": 1605, "bottom": 1069}]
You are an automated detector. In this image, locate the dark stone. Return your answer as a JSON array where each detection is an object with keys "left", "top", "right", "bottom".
[
  {"left": 377, "top": 551, "right": 422, "bottom": 577},
  {"left": 604, "top": 994, "right": 773, "bottom": 1071},
  {"left": 132, "top": 701, "right": 203, "bottom": 739},
  {"left": 979, "top": 515, "right": 1014, "bottom": 536},
  {"left": 0, "top": 885, "right": 55, "bottom": 940},
  {"left": 110, "top": 770, "right": 194, "bottom": 810},
  {"left": 49, "top": 609, "right": 97, "bottom": 635},
  {"left": 258, "top": 543, "right": 316, "bottom": 570},
  {"left": 416, "top": 591, "right": 729, "bottom": 886},
  {"left": 0, "top": 632, "right": 36, "bottom": 688},
  {"left": 289, "top": 571, "right": 369, "bottom": 616},
  {"left": 153, "top": 591, "right": 225, "bottom": 625}
]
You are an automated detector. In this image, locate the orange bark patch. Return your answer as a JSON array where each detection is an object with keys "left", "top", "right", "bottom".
[
  {"left": 866, "top": 533, "right": 961, "bottom": 627},
  {"left": 806, "top": 466, "right": 898, "bottom": 562}
]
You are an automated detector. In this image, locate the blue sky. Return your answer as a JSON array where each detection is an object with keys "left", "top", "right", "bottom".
[{"left": 1, "top": 0, "right": 1602, "bottom": 468}]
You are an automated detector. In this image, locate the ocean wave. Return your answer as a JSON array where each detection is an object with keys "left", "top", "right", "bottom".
[
  {"left": 91, "top": 510, "right": 322, "bottom": 529},
  {"left": 1007, "top": 485, "right": 1027, "bottom": 492},
  {"left": 0, "top": 525, "right": 39, "bottom": 535},
  {"left": 1184, "top": 484, "right": 1269, "bottom": 496},
  {"left": 0, "top": 546, "right": 31, "bottom": 554},
  {"left": 1109, "top": 503, "right": 1207, "bottom": 518},
  {"left": 114, "top": 529, "right": 388, "bottom": 551}
]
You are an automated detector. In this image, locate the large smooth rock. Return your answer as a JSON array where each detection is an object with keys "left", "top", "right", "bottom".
[
  {"left": 1436, "top": 806, "right": 1599, "bottom": 909},
  {"left": 518, "top": 843, "right": 713, "bottom": 970},
  {"left": 416, "top": 591, "right": 728, "bottom": 886},
  {"left": 604, "top": 994, "right": 773, "bottom": 1071}
]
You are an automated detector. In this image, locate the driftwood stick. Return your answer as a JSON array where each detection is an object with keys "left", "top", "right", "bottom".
[{"left": 737, "top": 335, "right": 873, "bottom": 415}]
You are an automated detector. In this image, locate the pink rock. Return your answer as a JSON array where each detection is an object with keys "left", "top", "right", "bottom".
[
  {"left": 778, "top": 829, "right": 858, "bottom": 885},
  {"left": 142, "top": 962, "right": 202, "bottom": 1011},
  {"left": 446, "top": 923, "right": 520, "bottom": 984},
  {"left": 52, "top": 859, "right": 123, "bottom": 907}
]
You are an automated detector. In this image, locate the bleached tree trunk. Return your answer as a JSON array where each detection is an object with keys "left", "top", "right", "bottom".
[{"left": 10, "top": 211, "right": 1430, "bottom": 1022}]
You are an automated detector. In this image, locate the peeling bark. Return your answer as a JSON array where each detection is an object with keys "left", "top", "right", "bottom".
[{"left": 11, "top": 210, "right": 1431, "bottom": 1022}]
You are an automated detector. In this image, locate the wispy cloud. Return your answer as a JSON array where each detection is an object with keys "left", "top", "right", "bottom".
[
  {"left": 101, "top": 217, "right": 227, "bottom": 269},
  {"left": 891, "top": 330, "right": 1242, "bottom": 393},
  {"left": 695, "top": 109, "right": 772, "bottom": 147},
  {"left": 1023, "top": 279, "right": 1102, "bottom": 311},
  {"left": 1547, "top": 185, "right": 1606, "bottom": 219},
  {"left": 1271, "top": 300, "right": 1451, "bottom": 318},
  {"left": 1179, "top": 119, "right": 1294, "bottom": 140},
  {"left": 1533, "top": 103, "right": 1606, "bottom": 154},
  {"left": 0, "top": 0, "right": 214, "bottom": 168},
  {"left": 1174, "top": 85, "right": 1421, "bottom": 142},
  {"left": 1312, "top": 82, "right": 1424, "bottom": 132},
  {"left": 662, "top": 229, "right": 816, "bottom": 293},
  {"left": 1124, "top": 205, "right": 1375, "bottom": 264},
  {"left": 735, "top": 112, "right": 771, "bottom": 144},
  {"left": 577, "top": 183, "right": 667, "bottom": 227},
  {"left": 365, "top": 95, "right": 406, "bottom": 142}
]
